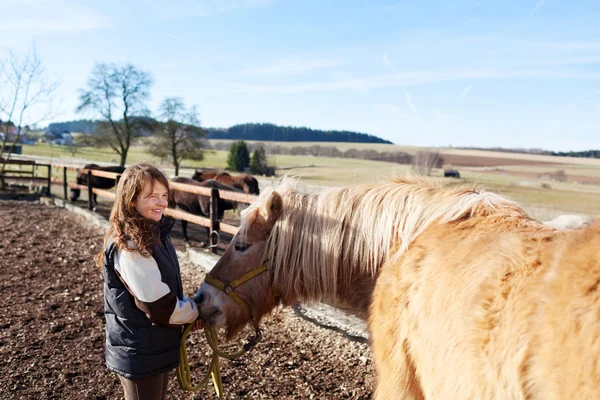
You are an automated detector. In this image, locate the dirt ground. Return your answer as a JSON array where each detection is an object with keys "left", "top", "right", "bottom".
[{"left": 0, "top": 198, "right": 374, "bottom": 400}]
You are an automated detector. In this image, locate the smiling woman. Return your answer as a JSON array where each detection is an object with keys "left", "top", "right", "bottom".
[{"left": 96, "top": 163, "right": 202, "bottom": 400}]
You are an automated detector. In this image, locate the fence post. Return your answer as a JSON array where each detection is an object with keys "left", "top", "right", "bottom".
[
  {"left": 209, "top": 187, "right": 220, "bottom": 254},
  {"left": 46, "top": 164, "right": 51, "bottom": 196},
  {"left": 87, "top": 170, "right": 93, "bottom": 210},
  {"left": 63, "top": 167, "right": 68, "bottom": 199}
]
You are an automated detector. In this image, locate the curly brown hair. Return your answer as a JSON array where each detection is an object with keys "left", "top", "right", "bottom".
[{"left": 95, "top": 163, "right": 170, "bottom": 268}]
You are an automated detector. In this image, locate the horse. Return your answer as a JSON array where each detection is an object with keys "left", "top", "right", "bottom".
[
  {"left": 70, "top": 164, "right": 125, "bottom": 208},
  {"left": 194, "top": 177, "right": 600, "bottom": 399},
  {"left": 192, "top": 169, "right": 260, "bottom": 196},
  {"left": 170, "top": 177, "right": 240, "bottom": 242}
]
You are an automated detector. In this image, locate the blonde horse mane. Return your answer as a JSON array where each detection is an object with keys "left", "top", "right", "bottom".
[{"left": 239, "top": 176, "right": 530, "bottom": 302}]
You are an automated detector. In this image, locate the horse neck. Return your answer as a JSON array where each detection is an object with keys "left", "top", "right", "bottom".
[
  {"left": 265, "top": 192, "right": 384, "bottom": 314},
  {"left": 262, "top": 180, "right": 525, "bottom": 316}
]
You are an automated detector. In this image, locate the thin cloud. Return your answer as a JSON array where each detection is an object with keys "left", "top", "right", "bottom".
[
  {"left": 530, "top": 0, "right": 549, "bottom": 16},
  {"left": 404, "top": 91, "right": 418, "bottom": 117},
  {"left": 383, "top": 54, "right": 419, "bottom": 119},
  {"left": 0, "top": 1, "right": 109, "bottom": 34},
  {"left": 458, "top": 85, "right": 473, "bottom": 101}
]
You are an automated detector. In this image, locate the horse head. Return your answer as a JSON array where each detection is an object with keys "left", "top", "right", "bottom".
[
  {"left": 191, "top": 170, "right": 209, "bottom": 182},
  {"left": 195, "top": 190, "right": 283, "bottom": 339},
  {"left": 70, "top": 163, "right": 99, "bottom": 201},
  {"left": 239, "top": 174, "right": 260, "bottom": 195}
]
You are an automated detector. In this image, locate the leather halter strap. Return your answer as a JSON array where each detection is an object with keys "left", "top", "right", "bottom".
[{"left": 204, "top": 264, "right": 269, "bottom": 323}]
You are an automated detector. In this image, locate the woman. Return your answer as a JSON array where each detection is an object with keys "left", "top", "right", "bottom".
[{"left": 97, "top": 163, "right": 201, "bottom": 400}]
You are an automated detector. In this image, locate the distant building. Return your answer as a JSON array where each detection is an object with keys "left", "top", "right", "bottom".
[{"left": 45, "top": 130, "right": 74, "bottom": 145}]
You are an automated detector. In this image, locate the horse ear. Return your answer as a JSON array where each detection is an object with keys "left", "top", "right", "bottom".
[{"left": 264, "top": 191, "right": 283, "bottom": 225}]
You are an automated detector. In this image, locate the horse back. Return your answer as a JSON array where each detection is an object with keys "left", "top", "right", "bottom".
[
  {"left": 77, "top": 164, "right": 124, "bottom": 188},
  {"left": 170, "top": 177, "right": 209, "bottom": 215}
]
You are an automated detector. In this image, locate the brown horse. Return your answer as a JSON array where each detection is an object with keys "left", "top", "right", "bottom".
[
  {"left": 70, "top": 164, "right": 126, "bottom": 208},
  {"left": 170, "top": 177, "right": 240, "bottom": 242},
  {"left": 192, "top": 169, "right": 259, "bottom": 195},
  {"left": 194, "top": 177, "right": 600, "bottom": 399}
]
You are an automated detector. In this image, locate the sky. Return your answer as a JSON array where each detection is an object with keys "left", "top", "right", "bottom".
[{"left": 2, "top": 0, "right": 600, "bottom": 151}]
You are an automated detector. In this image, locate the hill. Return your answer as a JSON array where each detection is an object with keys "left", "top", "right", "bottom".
[
  {"left": 206, "top": 123, "right": 392, "bottom": 144},
  {"left": 45, "top": 120, "right": 392, "bottom": 144}
]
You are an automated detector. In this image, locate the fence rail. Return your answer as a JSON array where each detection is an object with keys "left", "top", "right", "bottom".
[
  {"left": 1, "top": 158, "right": 51, "bottom": 195},
  {"left": 3, "top": 159, "right": 257, "bottom": 253}
]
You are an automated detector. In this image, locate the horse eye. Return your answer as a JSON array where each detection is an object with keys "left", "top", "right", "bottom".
[{"left": 234, "top": 242, "right": 250, "bottom": 252}]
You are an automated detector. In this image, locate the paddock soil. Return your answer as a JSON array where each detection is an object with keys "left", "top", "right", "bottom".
[{"left": 0, "top": 200, "right": 373, "bottom": 399}]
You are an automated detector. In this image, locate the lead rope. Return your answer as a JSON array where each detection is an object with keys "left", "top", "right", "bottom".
[{"left": 176, "top": 323, "right": 262, "bottom": 398}]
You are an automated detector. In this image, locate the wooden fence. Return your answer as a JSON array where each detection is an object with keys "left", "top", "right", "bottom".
[
  {"left": 3, "top": 160, "right": 258, "bottom": 253},
  {"left": 0, "top": 159, "right": 51, "bottom": 194}
]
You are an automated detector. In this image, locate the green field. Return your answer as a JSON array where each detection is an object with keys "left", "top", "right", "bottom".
[{"left": 9, "top": 141, "right": 600, "bottom": 221}]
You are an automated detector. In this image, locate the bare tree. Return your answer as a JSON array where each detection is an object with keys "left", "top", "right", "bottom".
[
  {"left": 149, "top": 97, "right": 205, "bottom": 176},
  {"left": 76, "top": 63, "right": 153, "bottom": 167},
  {"left": 0, "top": 48, "right": 59, "bottom": 188},
  {"left": 412, "top": 151, "right": 444, "bottom": 176}
]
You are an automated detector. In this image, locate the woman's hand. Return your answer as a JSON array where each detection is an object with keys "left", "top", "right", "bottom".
[{"left": 191, "top": 319, "right": 203, "bottom": 332}]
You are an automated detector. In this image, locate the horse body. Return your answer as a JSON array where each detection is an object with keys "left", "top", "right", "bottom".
[
  {"left": 194, "top": 177, "right": 600, "bottom": 399},
  {"left": 371, "top": 215, "right": 600, "bottom": 399},
  {"left": 192, "top": 169, "right": 260, "bottom": 195},
  {"left": 170, "top": 177, "right": 240, "bottom": 242},
  {"left": 70, "top": 164, "right": 125, "bottom": 206}
]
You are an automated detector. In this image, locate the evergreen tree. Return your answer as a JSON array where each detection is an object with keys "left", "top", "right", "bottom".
[
  {"left": 250, "top": 146, "right": 267, "bottom": 175},
  {"left": 226, "top": 140, "right": 250, "bottom": 172}
]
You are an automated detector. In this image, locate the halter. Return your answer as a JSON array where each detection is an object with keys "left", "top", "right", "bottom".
[{"left": 204, "top": 263, "right": 270, "bottom": 328}]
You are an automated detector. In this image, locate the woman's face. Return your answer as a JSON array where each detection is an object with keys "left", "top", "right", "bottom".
[{"left": 134, "top": 180, "right": 169, "bottom": 222}]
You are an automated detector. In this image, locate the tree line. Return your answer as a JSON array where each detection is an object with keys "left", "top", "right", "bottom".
[
  {"left": 47, "top": 119, "right": 100, "bottom": 134},
  {"left": 456, "top": 146, "right": 600, "bottom": 159},
  {"left": 551, "top": 150, "right": 600, "bottom": 158},
  {"left": 206, "top": 123, "right": 392, "bottom": 144},
  {"left": 210, "top": 141, "right": 413, "bottom": 164}
]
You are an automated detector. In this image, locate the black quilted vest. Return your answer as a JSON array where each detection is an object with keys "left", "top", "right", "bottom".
[{"left": 103, "top": 217, "right": 185, "bottom": 380}]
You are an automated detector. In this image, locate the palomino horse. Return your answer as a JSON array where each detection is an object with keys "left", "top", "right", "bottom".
[
  {"left": 192, "top": 169, "right": 260, "bottom": 196},
  {"left": 170, "top": 177, "right": 240, "bottom": 242},
  {"left": 195, "top": 177, "right": 600, "bottom": 399}
]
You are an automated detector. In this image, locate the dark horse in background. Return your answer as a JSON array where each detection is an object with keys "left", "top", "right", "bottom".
[
  {"left": 70, "top": 164, "right": 126, "bottom": 209},
  {"left": 192, "top": 169, "right": 260, "bottom": 196},
  {"left": 170, "top": 176, "right": 241, "bottom": 243}
]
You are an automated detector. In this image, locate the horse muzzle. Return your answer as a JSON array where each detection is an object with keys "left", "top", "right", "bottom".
[{"left": 194, "top": 283, "right": 227, "bottom": 327}]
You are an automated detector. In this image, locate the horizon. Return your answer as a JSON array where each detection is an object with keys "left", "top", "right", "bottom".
[{"left": 3, "top": 0, "right": 600, "bottom": 152}]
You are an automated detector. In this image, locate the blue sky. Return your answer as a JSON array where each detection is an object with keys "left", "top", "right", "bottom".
[{"left": 3, "top": 0, "right": 600, "bottom": 151}]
